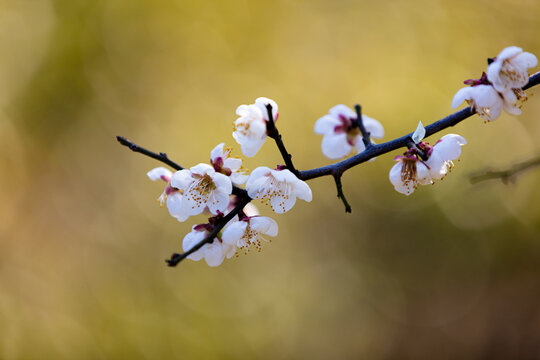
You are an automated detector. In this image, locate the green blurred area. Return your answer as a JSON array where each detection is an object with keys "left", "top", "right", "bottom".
[{"left": 1, "top": 0, "right": 540, "bottom": 358}]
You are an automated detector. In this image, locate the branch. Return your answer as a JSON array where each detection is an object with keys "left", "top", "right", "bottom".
[
  {"left": 265, "top": 104, "right": 298, "bottom": 175},
  {"left": 333, "top": 175, "right": 352, "bottom": 213},
  {"left": 117, "top": 72, "right": 540, "bottom": 267},
  {"left": 298, "top": 72, "right": 540, "bottom": 181},
  {"left": 117, "top": 136, "right": 248, "bottom": 197},
  {"left": 354, "top": 104, "right": 372, "bottom": 148},
  {"left": 117, "top": 136, "right": 183, "bottom": 170},
  {"left": 165, "top": 196, "right": 252, "bottom": 266},
  {"left": 470, "top": 155, "right": 540, "bottom": 184}
]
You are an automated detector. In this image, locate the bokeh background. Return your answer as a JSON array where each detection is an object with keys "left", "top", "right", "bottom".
[{"left": 2, "top": 0, "right": 540, "bottom": 358}]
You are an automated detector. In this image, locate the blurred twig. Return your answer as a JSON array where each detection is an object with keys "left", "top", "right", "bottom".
[{"left": 470, "top": 156, "right": 540, "bottom": 184}]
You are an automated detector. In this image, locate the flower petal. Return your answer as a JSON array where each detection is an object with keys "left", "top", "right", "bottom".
[
  {"left": 182, "top": 230, "right": 206, "bottom": 261},
  {"left": 170, "top": 170, "right": 194, "bottom": 190},
  {"left": 314, "top": 115, "right": 341, "bottom": 135},
  {"left": 190, "top": 163, "right": 214, "bottom": 177},
  {"left": 204, "top": 242, "right": 225, "bottom": 267},
  {"left": 321, "top": 133, "right": 352, "bottom": 159},
  {"left": 363, "top": 115, "right": 385, "bottom": 138},
  {"left": 250, "top": 216, "right": 278, "bottom": 237},
  {"left": 389, "top": 162, "right": 415, "bottom": 196},
  {"left": 210, "top": 143, "right": 225, "bottom": 162},
  {"left": 207, "top": 189, "right": 230, "bottom": 214},
  {"left": 222, "top": 221, "right": 248, "bottom": 246},
  {"left": 328, "top": 104, "right": 357, "bottom": 119},
  {"left": 270, "top": 191, "right": 297, "bottom": 214},
  {"left": 147, "top": 167, "right": 173, "bottom": 181},
  {"left": 166, "top": 193, "right": 189, "bottom": 222}
]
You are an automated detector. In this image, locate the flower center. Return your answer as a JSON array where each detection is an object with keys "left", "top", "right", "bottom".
[
  {"left": 400, "top": 157, "right": 418, "bottom": 184},
  {"left": 184, "top": 175, "right": 216, "bottom": 207}
]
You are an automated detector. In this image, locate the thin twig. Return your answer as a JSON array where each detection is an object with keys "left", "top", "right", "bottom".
[
  {"left": 354, "top": 104, "right": 372, "bottom": 148},
  {"left": 470, "top": 155, "right": 540, "bottom": 184},
  {"left": 265, "top": 104, "right": 298, "bottom": 175},
  {"left": 333, "top": 175, "right": 352, "bottom": 213},
  {"left": 116, "top": 136, "right": 183, "bottom": 170}
]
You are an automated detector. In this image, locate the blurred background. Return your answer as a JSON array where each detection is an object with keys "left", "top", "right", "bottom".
[{"left": 1, "top": 0, "right": 540, "bottom": 358}]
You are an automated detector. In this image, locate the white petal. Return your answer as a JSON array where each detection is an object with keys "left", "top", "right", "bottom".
[
  {"left": 250, "top": 216, "right": 278, "bottom": 237},
  {"left": 222, "top": 221, "right": 248, "bottom": 246},
  {"left": 314, "top": 115, "right": 340, "bottom": 135},
  {"left": 321, "top": 133, "right": 352, "bottom": 159},
  {"left": 389, "top": 162, "right": 415, "bottom": 196},
  {"left": 514, "top": 52, "right": 538, "bottom": 70},
  {"left": 487, "top": 62, "right": 505, "bottom": 92},
  {"left": 235, "top": 135, "right": 266, "bottom": 157},
  {"left": 328, "top": 104, "right": 356, "bottom": 119},
  {"left": 223, "top": 157, "right": 242, "bottom": 171},
  {"left": 452, "top": 87, "right": 473, "bottom": 109},
  {"left": 293, "top": 179, "right": 313, "bottom": 202},
  {"left": 271, "top": 168, "right": 297, "bottom": 183},
  {"left": 496, "top": 46, "right": 522, "bottom": 61},
  {"left": 500, "top": 89, "right": 522, "bottom": 115},
  {"left": 363, "top": 115, "right": 385, "bottom": 138},
  {"left": 147, "top": 167, "right": 173, "bottom": 181},
  {"left": 242, "top": 203, "right": 259, "bottom": 217},
  {"left": 207, "top": 189, "right": 230, "bottom": 214},
  {"left": 190, "top": 163, "right": 214, "bottom": 177},
  {"left": 411, "top": 121, "right": 425, "bottom": 143},
  {"left": 230, "top": 173, "right": 249, "bottom": 185},
  {"left": 270, "top": 192, "right": 297, "bottom": 214},
  {"left": 433, "top": 134, "right": 466, "bottom": 161},
  {"left": 170, "top": 170, "right": 193, "bottom": 190},
  {"left": 425, "top": 153, "right": 447, "bottom": 180},
  {"left": 182, "top": 230, "right": 206, "bottom": 261},
  {"left": 212, "top": 172, "right": 233, "bottom": 194},
  {"left": 204, "top": 242, "right": 225, "bottom": 267},
  {"left": 210, "top": 143, "right": 225, "bottom": 162},
  {"left": 255, "top": 97, "right": 278, "bottom": 121},
  {"left": 416, "top": 162, "right": 433, "bottom": 185},
  {"left": 166, "top": 193, "right": 189, "bottom": 222},
  {"left": 246, "top": 167, "right": 272, "bottom": 191}
]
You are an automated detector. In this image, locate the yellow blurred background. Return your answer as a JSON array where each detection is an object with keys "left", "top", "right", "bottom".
[{"left": 1, "top": 0, "right": 540, "bottom": 358}]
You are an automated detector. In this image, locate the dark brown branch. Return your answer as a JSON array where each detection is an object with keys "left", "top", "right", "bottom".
[
  {"left": 470, "top": 155, "right": 540, "bottom": 184},
  {"left": 265, "top": 104, "right": 298, "bottom": 175},
  {"left": 333, "top": 175, "right": 352, "bottom": 213}
]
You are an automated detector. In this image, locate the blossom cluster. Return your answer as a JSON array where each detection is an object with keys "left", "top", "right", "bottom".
[
  {"left": 452, "top": 46, "right": 537, "bottom": 122},
  {"left": 148, "top": 98, "right": 312, "bottom": 266},
  {"left": 137, "top": 46, "right": 537, "bottom": 267}
]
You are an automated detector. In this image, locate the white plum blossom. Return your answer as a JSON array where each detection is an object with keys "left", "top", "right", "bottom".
[
  {"left": 210, "top": 143, "right": 248, "bottom": 185},
  {"left": 424, "top": 134, "right": 467, "bottom": 180},
  {"left": 389, "top": 125, "right": 467, "bottom": 195},
  {"left": 246, "top": 166, "right": 312, "bottom": 214},
  {"left": 182, "top": 225, "right": 225, "bottom": 267},
  {"left": 222, "top": 216, "right": 278, "bottom": 257},
  {"left": 233, "top": 97, "right": 278, "bottom": 157},
  {"left": 314, "top": 104, "right": 384, "bottom": 159},
  {"left": 147, "top": 167, "right": 187, "bottom": 220},
  {"left": 169, "top": 163, "right": 232, "bottom": 221},
  {"left": 452, "top": 85, "right": 503, "bottom": 122},
  {"left": 389, "top": 155, "right": 432, "bottom": 196},
  {"left": 487, "top": 46, "right": 538, "bottom": 93}
]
